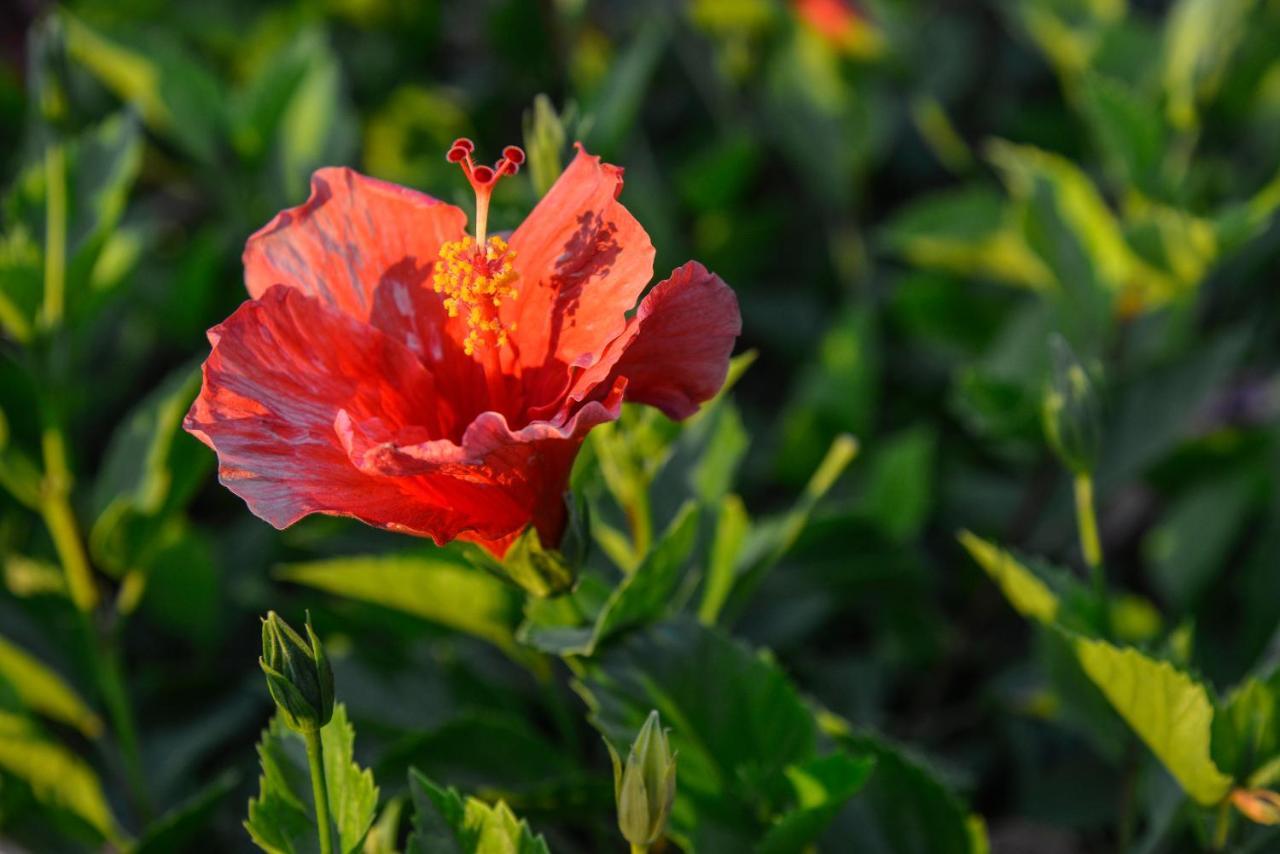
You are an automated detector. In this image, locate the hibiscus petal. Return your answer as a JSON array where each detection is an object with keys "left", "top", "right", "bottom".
[
  {"left": 505, "top": 145, "right": 655, "bottom": 400},
  {"left": 337, "top": 378, "right": 628, "bottom": 555},
  {"left": 567, "top": 261, "right": 741, "bottom": 420},
  {"left": 184, "top": 285, "right": 527, "bottom": 542},
  {"left": 244, "top": 166, "right": 466, "bottom": 324}
]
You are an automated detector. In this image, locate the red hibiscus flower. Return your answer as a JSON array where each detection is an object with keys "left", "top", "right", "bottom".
[{"left": 183, "top": 140, "right": 740, "bottom": 562}]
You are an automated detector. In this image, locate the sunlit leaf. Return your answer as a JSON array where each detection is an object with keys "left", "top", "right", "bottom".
[
  {"left": 0, "top": 711, "right": 122, "bottom": 844},
  {"left": 957, "top": 531, "right": 1060, "bottom": 626},
  {"left": 0, "top": 634, "right": 100, "bottom": 738},
  {"left": 278, "top": 551, "right": 522, "bottom": 655},
  {"left": 1075, "top": 637, "right": 1234, "bottom": 806}
]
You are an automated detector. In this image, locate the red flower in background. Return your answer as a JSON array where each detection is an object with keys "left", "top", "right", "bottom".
[
  {"left": 794, "top": 0, "right": 884, "bottom": 58},
  {"left": 183, "top": 141, "right": 740, "bottom": 558}
]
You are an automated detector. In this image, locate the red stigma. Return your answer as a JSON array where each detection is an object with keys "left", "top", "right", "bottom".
[{"left": 446, "top": 140, "right": 525, "bottom": 199}]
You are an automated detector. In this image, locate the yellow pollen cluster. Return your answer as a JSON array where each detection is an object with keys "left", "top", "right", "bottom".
[{"left": 432, "top": 236, "right": 519, "bottom": 356}]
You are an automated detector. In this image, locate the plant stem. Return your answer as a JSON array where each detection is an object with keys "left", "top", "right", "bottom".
[
  {"left": 40, "top": 428, "right": 97, "bottom": 612},
  {"left": 42, "top": 140, "right": 67, "bottom": 329},
  {"left": 1073, "top": 472, "right": 1108, "bottom": 633},
  {"left": 304, "top": 728, "right": 335, "bottom": 854},
  {"left": 1073, "top": 473, "right": 1102, "bottom": 574},
  {"left": 41, "top": 422, "right": 152, "bottom": 817},
  {"left": 1213, "top": 799, "right": 1232, "bottom": 851},
  {"left": 39, "top": 128, "right": 152, "bottom": 818},
  {"left": 630, "top": 845, "right": 648, "bottom": 854}
]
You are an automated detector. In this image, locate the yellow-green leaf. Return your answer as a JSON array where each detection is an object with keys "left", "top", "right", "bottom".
[
  {"left": 0, "top": 635, "right": 102, "bottom": 738},
  {"left": 276, "top": 553, "right": 521, "bottom": 655},
  {"left": 0, "top": 712, "right": 122, "bottom": 843},
  {"left": 958, "top": 531, "right": 1059, "bottom": 626},
  {"left": 1075, "top": 638, "right": 1234, "bottom": 806}
]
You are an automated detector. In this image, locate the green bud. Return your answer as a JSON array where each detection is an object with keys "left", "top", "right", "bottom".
[
  {"left": 607, "top": 710, "right": 677, "bottom": 848},
  {"left": 259, "top": 611, "right": 334, "bottom": 733},
  {"left": 522, "top": 94, "right": 569, "bottom": 198},
  {"left": 28, "top": 16, "right": 72, "bottom": 132},
  {"left": 1042, "top": 334, "right": 1100, "bottom": 476}
]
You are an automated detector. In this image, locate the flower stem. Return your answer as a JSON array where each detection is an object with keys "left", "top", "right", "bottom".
[
  {"left": 304, "top": 728, "right": 335, "bottom": 854},
  {"left": 1213, "top": 799, "right": 1232, "bottom": 851},
  {"left": 42, "top": 140, "right": 67, "bottom": 330},
  {"left": 630, "top": 845, "right": 648, "bottom": 854},
  {"left": 1073, "top": 472, "right": 1102, "bottom": 573}
]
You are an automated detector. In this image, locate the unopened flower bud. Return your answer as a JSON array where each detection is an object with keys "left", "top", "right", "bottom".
[
  {"left": 607, "top": 710, "right": 677, "bottom": 848},
  {"left": 1042, "top": 334, "right": 1101, "bottom": 476},
  {"left": 259, "top": 611, "right": 334, "bottom": 733},
  {"left": 1232, "top": 788, "right": 1280, "bottom": 825}
]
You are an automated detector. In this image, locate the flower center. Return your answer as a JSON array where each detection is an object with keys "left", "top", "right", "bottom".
[{"left": 435, "top": 138, "right": 526, "bottom": 357}]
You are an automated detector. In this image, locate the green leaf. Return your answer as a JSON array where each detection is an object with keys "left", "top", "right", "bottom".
[
  {"left": 133, "top": 770, "right": 239, "bottom": 854},
  {"left": 0, "top": 634, "right": 101, "bottom": 738},
  {"left": 584, "top": 18, "right": 668, "bottom": 157},
  {"left": 577, "top": 619, "right": 818, "bottom": 850},
  {"left": 697, "top": 494, "right": 751, "bottom": 626},
  {"left": 519, "top": 502, "right": 701, "bottom": 656},
  {"left": 324, "top": 705, "right": 380, "bottom": 854},
  {"left": 987, "top": 139, "right": 1182, "bottom": 313},
  {"left": 0, "top": 711, "right": 123, "bottom": 844},
  {"left": 777, "top": 308, "right": 878, "bottom": 483},
  {"left": 272, "top": 28, "right": 357, "bottom": 202},
  {"left": 277, "top": 551, "right": 522, "bottom": 655},
  {"left": 376, "top": 713, "right": 577, "bottom": 796},
  {"left": 837, "top": 728, "right": 986, "bottom": 854},
  {"left": 1077, "top": 72, "right": 1165, "bottom": 192},
  {"left": 757, "top": 752, "right": 876, "bottom": 854},
  {"left": 1074, "top": 637, "right": 1234, "bottom": 806},
  {"left": 62, "top": 11, "right": 226, "bottom": 163},
  {"left": 1143, "top": 471, "right": 1259, "bottom": 611},
  {"left": 723, "top": 434, "right": 857, "bottom": 621},
  {"left": 1212, "top": 674, "right": 1280, "bottom": 783},
  {"left": 89, "top": 364, "right": 208, "bottom": 579},
  {"left": 2, "top": 111, "right": 144, "bottom": 334},
  {"left": 406, "top": 768, "right": 550, "bottom": 854},
  {"left": 361, "top": 797, "right": 404, "bottom": 854},
  {"left": 246, "top": 703, "right": 378, "bottom": 854},
  {"left": 857, "top": 427, "right": 936, "bottom": 542}
]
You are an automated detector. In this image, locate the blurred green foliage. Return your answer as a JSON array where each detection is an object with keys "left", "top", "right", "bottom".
[{"left": 2, "top": 0, "right": 1280, "bottom": 851}]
